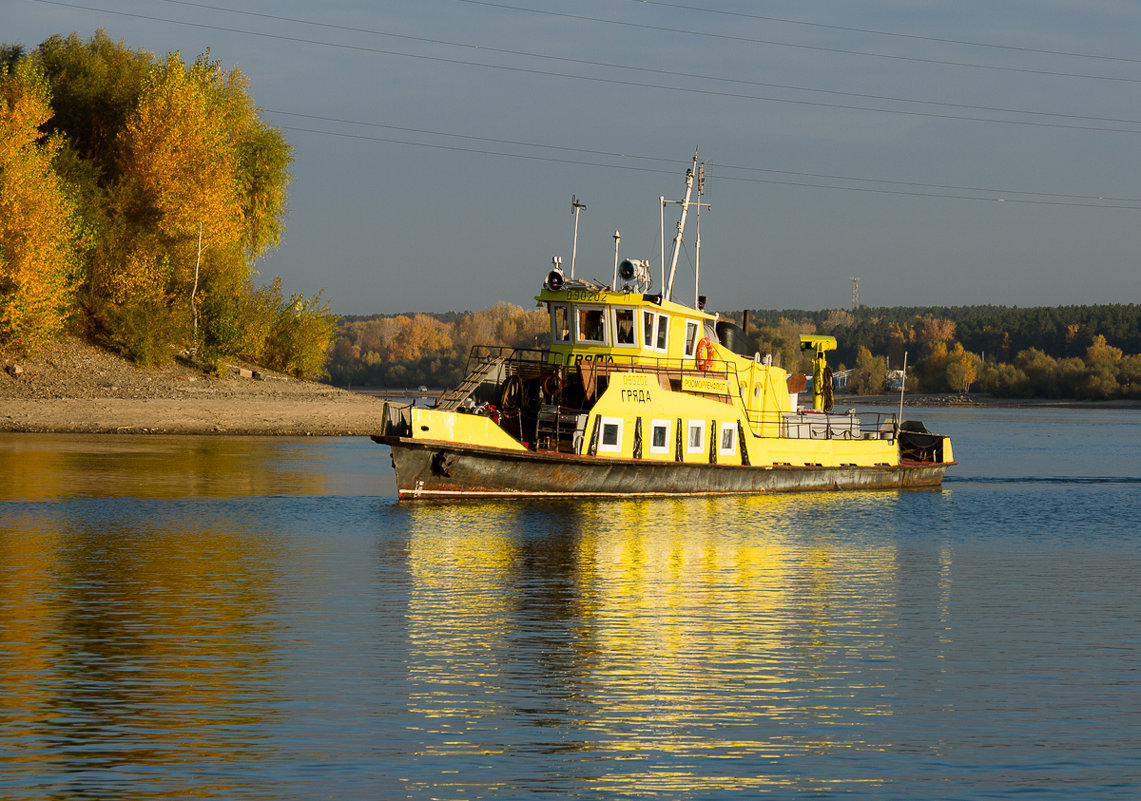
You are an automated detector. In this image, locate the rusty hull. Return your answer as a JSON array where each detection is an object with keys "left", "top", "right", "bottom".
[{"left": 377, "top": 436, "right": 950, "bottom": 499}]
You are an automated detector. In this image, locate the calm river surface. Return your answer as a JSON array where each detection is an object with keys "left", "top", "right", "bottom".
[{"left": 1, "top": 407, "right": 1139, "bottom": 799}]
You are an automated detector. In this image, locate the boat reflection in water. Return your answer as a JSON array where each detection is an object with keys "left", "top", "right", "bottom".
[{"left": 401, "top": 493, "right": 927, "bottom": 796}]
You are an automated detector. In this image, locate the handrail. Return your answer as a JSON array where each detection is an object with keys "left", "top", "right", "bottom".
[{"left": 458, "top": 346, "right": 897, "bottom": 442}]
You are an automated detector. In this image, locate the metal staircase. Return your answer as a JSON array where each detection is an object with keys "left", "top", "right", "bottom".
[{"left": 434, "top": 353, "right": 509, "bottom": 411}]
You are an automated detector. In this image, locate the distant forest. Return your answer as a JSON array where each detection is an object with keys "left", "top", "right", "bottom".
[{"left": 327, "top": 302, "right": 1141, "bottom": 401}]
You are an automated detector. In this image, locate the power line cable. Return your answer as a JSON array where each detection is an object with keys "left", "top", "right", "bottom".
[
  {"left": 450, "top": 0, "right": 1141, "bottom": 84},
  {"left": 272, "top": 109, "right": 1141, "bottom": 203},
  {"left": 626, "top": 0, "right": 1141, "bottom": 66},
  {"left": 147, "top": 0, "right": 1141, "bottom": 128},
  {"left": 274, "top": 115, "right": 1141, "bottom": 209},
  {"left": 34, "top": 0, "right": 1141, "bottom": 135}
]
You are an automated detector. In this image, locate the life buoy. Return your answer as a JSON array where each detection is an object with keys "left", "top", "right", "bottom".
[
  {"left": 695, "top": 337, "right": 715, "bottom": 371},
  {"left": 543, "top": 370, "right": 563, "bottom": 397}
]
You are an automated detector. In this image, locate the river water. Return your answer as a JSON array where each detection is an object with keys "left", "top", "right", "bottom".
[{"left": 0, "top": 407, "right": 1138, "bottom": 799}]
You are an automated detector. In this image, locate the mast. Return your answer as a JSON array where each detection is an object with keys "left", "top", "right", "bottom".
[
  {"left": 570, "top": 195, "right": 586, "bottom": 279},
  {"left": 611, "top": 230, "right": 621, "bottom": 287},
  {"left": 664, "top": 151, "right": 698, "bottom": 302},
  {"left": 694, "top": 161, "right": 705, "bottom": 307}
]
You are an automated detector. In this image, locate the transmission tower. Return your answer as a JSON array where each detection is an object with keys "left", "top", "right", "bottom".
[{"left": 850, "top": 277, "right": 860, "bottom": 311}]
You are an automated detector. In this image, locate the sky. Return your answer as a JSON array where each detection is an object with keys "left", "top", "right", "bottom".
[{"left": 8, "top": 0, "right": 1141, "bottom": 315}]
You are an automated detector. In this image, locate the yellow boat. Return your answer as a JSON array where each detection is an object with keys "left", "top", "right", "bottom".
[{"left": 373, "top": 155, "right": 954, "bottom": 498}]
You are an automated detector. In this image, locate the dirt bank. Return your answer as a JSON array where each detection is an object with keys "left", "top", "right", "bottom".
[{"left": 0, "top": 339, "right": 387, "bottom": 435}]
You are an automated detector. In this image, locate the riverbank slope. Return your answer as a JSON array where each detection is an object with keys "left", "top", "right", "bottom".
[{"left": 0, "top": 339, "right": 386, "bottom": 435}]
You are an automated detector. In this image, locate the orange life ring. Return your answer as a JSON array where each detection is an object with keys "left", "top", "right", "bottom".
[
  {"left": 695, "top": 337, "right": 715, "bottom": 371},
  {"left": 543, "top": 371, "right": 563, "bottom": 397}
]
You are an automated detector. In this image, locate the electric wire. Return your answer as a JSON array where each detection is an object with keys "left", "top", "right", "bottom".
[
  {"left": 625, "top": 0, "right": 1141, "bottom": 66},
  {"left": 33, "top": 0, "right": 1141, "bottom": 135},
  {"left": 275, "top": 117, "right": 1141, "bottom": 210},
  {"left": 450, "top": 0, "right": 1141, "bottom": 84},
  {"left": 144, "top": 0, "right": 1141, "bottom": 129},
  {"left": 28, "top": 0, "right": 1141, "bottom": 210}
]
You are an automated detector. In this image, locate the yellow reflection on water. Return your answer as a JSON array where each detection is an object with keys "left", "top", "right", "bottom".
[
  {"left": 403, "top": 493, "right": 907, "bottom": 794},
  {"left": 0, "top": 434, "right": 331, "bottom": 498},
  {"left": 0, "top": 507, "right": 282, "bottom": 798}
]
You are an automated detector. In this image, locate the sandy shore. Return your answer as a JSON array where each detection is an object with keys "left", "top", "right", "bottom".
[{"left": 0, "top": 339, "right": 388, "bottom": 436}]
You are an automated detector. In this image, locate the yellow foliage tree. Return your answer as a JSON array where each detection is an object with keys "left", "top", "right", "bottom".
[
  {"left": 945, "top": 342, "right": 981, "bottom": 393},
  {"left": 121, "top": 52, "right": 243, "bottom": 247},
  {"left": 115, "top": 52, "right": 248, "bottom": 346},
  {"left": 0, "top": 61, "right": 80, "bottom": 353}
]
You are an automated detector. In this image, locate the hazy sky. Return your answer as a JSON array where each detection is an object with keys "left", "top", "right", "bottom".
[{"left": 9, "top": 0, "right": 1141, "bottom": 315}]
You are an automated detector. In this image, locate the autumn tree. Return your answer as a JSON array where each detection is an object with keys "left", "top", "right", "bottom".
[
  {"left": 944, "top": 342, "right": 981, "bottom": 393},
  {"left": 0, "top": 60, "right": 81, "bottom": 353},
  {"left": 849, "top": 346, "right": 887, "bottom": 394},
  {"left": 916, "top": 316, "right": 956, "bottom": 354}
]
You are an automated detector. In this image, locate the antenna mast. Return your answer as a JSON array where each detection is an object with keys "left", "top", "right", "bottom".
[
  {"left": 570, "top": 195, "right": 586, "bottom": 279},
  {"left": 664, "top": 151, "right": 698, "bottom": 302},
  {"left": 850, "top": 276, "right": 860, "bottom": 311},
  {"left": 694, "top": 161, "right": 708, "bottom": 307}
]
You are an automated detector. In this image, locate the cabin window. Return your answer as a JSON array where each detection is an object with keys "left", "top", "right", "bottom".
[
  {"left": 553, "top": 303, "right": 570, "bottom": 343},
  {"left": 576, "top": 306, "right": 607, "bottom": 344},
  {"left": 655, "top": 313, "right": 669, "bottom": 351},
  {"left": 642, "top": 310, "right": 670, "bottom": 352},
  {"left": 687, "top": 420, "right": 705, "bottom": 453},
  {"left": 719, "top": 422, "right": 738, "bottom": 456},
  {"left": 613, "top": 307, "right": 637, "bottom": 346},
  {"left": 684, "top": 320, "right": 700, "bottom": 357},
  {"left": 598, "top": 416, "right": 623, "bottom": 453},
  {"left": 649, "top": 419, "right": 671, "bottom": 454}
]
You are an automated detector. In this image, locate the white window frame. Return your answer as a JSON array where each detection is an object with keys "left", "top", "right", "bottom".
[
  {"left": 649, "top": 419, "right": 671, "bottom": 455},
  {"left": 684, "top": 320, "right": 700, "bottom": 358},
  {"left": 598, "top": 416, "right": 624, "bottom": 453},
  {"left": 641, "top": 310, "right": 670, "bottom": 353},
  {"left": 642, "top": 309, "right": 656, "bottom": 349},
  {"left": 719, "top": 421, "right": 738, "bottom": 457},
  {"left": 686, "top": 419, "right": 705, "bottom": 454},
  {"left": 552, "top": 303, "right": 570, "bottom": 344},
  {"left": 612, "top": 306, "right": 638, "bottom": 348},
  {"left": 575, "top": 305, "right": 608, "bottom": 345},
  {"left": 654, "top": 312, "right": 670, "bottom": 352}
]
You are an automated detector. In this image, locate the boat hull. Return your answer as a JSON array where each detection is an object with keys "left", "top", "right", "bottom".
[{"left": 378, "top": 436, "right": 950, "bottom": 498}]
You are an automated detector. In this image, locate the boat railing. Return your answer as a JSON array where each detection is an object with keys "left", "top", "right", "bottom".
[
  {"left": 779, "top": 410, "right": 899, "bottom": 442},
  {"left": 455, "top": 347, "right": 897, "bottom": 442}
]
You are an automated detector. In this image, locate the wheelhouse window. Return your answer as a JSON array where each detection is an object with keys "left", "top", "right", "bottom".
[
  {"left": 576, "top": 306, "right": 607, "bottom": 344},
  {"left": 649, "top": 419, "right": 671, "bottom": 454},
  {"left": 598, "top": 416, "right": 623, "bottom": 453},
  {"left": 613, "top": 307, "right": 637, "bottom": 346},
  {"left": 655, "top": 313, "right": 669, "bottom": 351},
  {"left": 686, "top": 420, "right": 705, "bottom": 453},
  {"left": 643, "top": 310, "right": 670, "bottom": 353},
  {"left": 552, "top": 303, "right": 570, "bottom": 343},
  {"left": 684, "top": 320, "right": 700, "bottom": 358}
]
